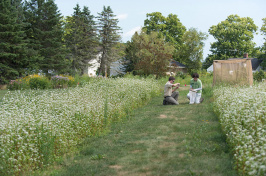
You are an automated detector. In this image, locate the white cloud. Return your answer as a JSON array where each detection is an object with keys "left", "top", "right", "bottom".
[
  {"left": 124, "top": 26, "right": 142, "bottom": 37},
  {"left": 116, "top": 14, "right": 128, "bottom": 20}
]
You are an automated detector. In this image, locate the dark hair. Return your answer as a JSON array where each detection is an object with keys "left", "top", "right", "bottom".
[
  {"left": 169, "top": 76, "right": 175, "bottom": 81},
  {"left": 192, "top": 73, "right": 199, "bottom": 78}
]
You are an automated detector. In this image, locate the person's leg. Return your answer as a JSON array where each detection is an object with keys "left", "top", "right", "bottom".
[
  {"left": 172, "top": 91, "right": 179, "bottom": 101},
  {"left": 165, "top": 96, "right": 179, "bottom": 105},
  {"left": 187, "top": 92, "right": 190, "bottom": 99},
  {"left": 189, "top": 91, "right": 196, "bottom": 104},
  {"left": 195, "top": 93, "right": 201, "bottom": 104}
]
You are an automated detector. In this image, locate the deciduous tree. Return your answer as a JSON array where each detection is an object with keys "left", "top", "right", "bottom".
[
  {"left": 143, "top": 12, "right": 186, "bottom": 60},
  {"left": 132, "top": 30, "right": 175, "bottom": 78},
  {"left": 175, "top": 28, "right": 208, "bottom": 71},
  {"left": 209, "top": 14, "right": 257, "bottom": 59}
]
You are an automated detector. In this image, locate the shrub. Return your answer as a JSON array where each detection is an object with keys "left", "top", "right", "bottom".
[
  {"left": 29, "top": 77, "right": 51, "bottom": 89},
  {"left": 253, "top": 70, "right": 265, "bottom": 82},
  {"left": 7, "top": 80, "right": 29, "bottom": 90},
  {"left": 51, "top": 75, "right": 69, "bottom": 88}
]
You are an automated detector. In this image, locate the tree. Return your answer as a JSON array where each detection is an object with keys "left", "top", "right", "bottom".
[
  {"left": 64, "top": 4, "right": 98, "bottom": 75},
  {"left": 259, "top": 18, "right": 266, "bottom": 69},
  {"left": 97, "top": 6, "right": 121, "bottom": 77},
  {"left": 209, "top": 14, "right": 257, "bottom": 59},
  {"left": 143, "top": 12, "right": 186, "bottom": 59},
  {"left": 24, "top": 0, "right": 67, "bottom": 75},
  {"left": 175, "top": 28, "right": 208, "bottom": 71},
  {"left": 132, "top": 30, "right": 175, "bottom": 78},
  {"left": 0, "top": 0, "right": 29, "bottom": 84}
]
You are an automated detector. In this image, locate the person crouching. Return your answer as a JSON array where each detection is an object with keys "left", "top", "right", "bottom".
[{"left": 163, "top": 76, "right": 180, "bottom": 105}]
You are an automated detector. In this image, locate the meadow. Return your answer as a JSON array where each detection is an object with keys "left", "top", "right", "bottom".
[
  {"left": 0, "top": 73, "right": 265, "bottom": 175},
  {"left": 0, "top": 77, "right": 160, "bottom": 175}
]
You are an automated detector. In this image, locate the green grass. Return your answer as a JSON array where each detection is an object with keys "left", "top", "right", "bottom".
[{"left": 36, "top": 85, "right": 236, "bottom": 176}]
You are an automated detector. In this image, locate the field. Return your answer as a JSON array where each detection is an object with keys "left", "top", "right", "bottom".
[
  {"left": 0, "top": 78, "right": 160, "bottom": 175},
  {"left": 213, "top": 82, "right": 266, "bottom": 175},
  {"left": 0, "top": 76, "right": 265, "bottom": 176}
]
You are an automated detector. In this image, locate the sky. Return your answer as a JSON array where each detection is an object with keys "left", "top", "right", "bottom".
[{"left": 54, "top": 0, "right": 266, "bottom": 59}]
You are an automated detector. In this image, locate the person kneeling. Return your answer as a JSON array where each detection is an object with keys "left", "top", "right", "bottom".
[
  {"left": 187, "top": 73, "right": 204, "bottom": 104},
  {"left": 163, "top": 76, "right": 180, "bottom": 105}
]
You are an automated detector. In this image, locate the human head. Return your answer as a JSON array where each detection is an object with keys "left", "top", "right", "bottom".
[
  {"left": 169, "top": 76, "right": 175, "bottom": 83},
  {"left": 192, "top": 73, "right": 199, "bottom": 81}
]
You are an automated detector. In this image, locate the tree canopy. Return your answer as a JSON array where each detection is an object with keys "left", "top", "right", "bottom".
[
  {"left": 175, "top": 28, "right": 208, "bottom": 71},
  {"left": 97, "top": 6, "right": 121, "bottom": 77},
  {"left": 209, "top": 14, "right": 258, "bottom": 59},
  {"left": 0, "top": 0, "right": 29, "bottom": 84},
  {"left": 64, "top": 4, "right": 98, "bottom": 75},
  {"left": 143, "top": 12, "right": 186, "bottom": 59},
  {"left": 131, "top": 30, "right": 175, "bottom": 78}
]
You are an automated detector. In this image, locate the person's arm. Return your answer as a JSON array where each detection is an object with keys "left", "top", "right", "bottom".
[{"left": 172, "top": 83, "right": 180, "bottom": 92}]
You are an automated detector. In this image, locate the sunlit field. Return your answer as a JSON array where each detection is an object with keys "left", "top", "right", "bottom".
[
  {"left": 213, "top": 82, "right": 266, "bottom": 175},
  {"left": 0, "top": 78, "right": 160, "bottom": 175}
]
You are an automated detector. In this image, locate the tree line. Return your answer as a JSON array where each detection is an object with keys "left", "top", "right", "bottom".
[
  {"left": 1, "top": 0, "right": 266, "bottom": 84},
  {"left": 0, "top": 0, "right": 121, "bottom": 84}
]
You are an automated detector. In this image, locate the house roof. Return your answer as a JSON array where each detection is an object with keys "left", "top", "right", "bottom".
[
  {"left": 228, "top": 58, "right": 263, "bottom": 70},
  {"left": 170, "top": 60, "right": 187, "bottom": 68}
]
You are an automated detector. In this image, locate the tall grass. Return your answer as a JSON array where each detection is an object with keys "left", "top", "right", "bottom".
[{"left": 0, "top": 77, "right": 160, "bottom": 175}]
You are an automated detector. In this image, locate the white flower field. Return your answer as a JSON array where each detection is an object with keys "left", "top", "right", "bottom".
[
  {"left": 213, "top": 82, "right": 266, "bottom": 175},
  {"left": 0, "top": 78, "right": 160, "bottom": 175}
]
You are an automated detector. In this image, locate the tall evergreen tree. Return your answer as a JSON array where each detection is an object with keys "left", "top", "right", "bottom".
[
  {"left": 0, "top": 0, "right": 29, "bottom": 84},
  {"left": 64, "top": 4, "right": 98, "bottom": 75},
  {"left": 97, "top": 6, "right": 121, "bottom": 77},
  {"left": 24, "top": 0, "right": 67, "bottom": 75}
]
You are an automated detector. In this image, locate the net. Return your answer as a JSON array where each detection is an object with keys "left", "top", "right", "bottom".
[{"left": 213, "top": 59, "right": 253, "bottom": 86}]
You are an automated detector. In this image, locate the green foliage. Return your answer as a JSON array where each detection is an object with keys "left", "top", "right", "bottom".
[
  {"left": 143, "top": 12, "right": 186, "bottom": 52},
  {"left": 209, "top": 14, "right": 257, "bottom": 59},
  {"left": 131, "top": 31, "right": 175, "bottom": 78},
  {"left": 253, "top": 70, "right": 266, "bottom": 82},
  {"left": 0, "top": 0, "right": 31, "bottom": 84},
  {"left": 175, "top": 28, "right": 208, "bottom": 71},
  {"left": 176, "top": 71, "right": 187, "bottom": 79},
  {"left": 24, "top": 0, "right": 68, "bottom": 75},
  {"left": 97, "top": 6, "right": 121, "bottom": 76},
  {"left": 51, "top": 75, "right": 69, "bottom": 88},
  {"left": 7, "top": 80, "right": 29, "bottom": 90},
  {"left": 29, "top": 77, "right": 51, "bottom": 89},
  {"left": 64, "top": 4, "right": 98, "bottom": 75}
]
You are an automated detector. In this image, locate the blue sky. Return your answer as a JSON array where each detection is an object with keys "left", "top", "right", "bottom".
[{"left": 55, "top": 0, "right": 266, "bottom": 59}]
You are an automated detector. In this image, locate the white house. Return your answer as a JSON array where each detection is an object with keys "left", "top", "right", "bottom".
[
  {"left": 85, "top": 53, "right": 125, "bottom": 77},
  {"left": 86, "top": 53, "right": 101, "bottom": 77}
]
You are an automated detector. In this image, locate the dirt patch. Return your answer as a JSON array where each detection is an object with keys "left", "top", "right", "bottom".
[
  {"left": 158, "top": 114, "right": 167, "bottom": 119},
  {"left": 109, "top": 165, "right": 123, "bottom": 170},
  {"left": 179, "top": 153, "right": 185, "bottom": 158},
  {"left": 159, "top": 141, "right": 176, "bottom": 148},
  {"left": 131, "top": 150, "right": 142, "bottom": 153}
]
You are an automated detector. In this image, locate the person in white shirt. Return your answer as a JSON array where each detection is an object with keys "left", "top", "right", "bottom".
[{"left": 163, "top": 76, "right": 180, "bottom": 105}]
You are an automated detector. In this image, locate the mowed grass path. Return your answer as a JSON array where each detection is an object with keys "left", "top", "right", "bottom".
[{"left": 43, "top": 86, "right": 237, "bottom": 176}]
